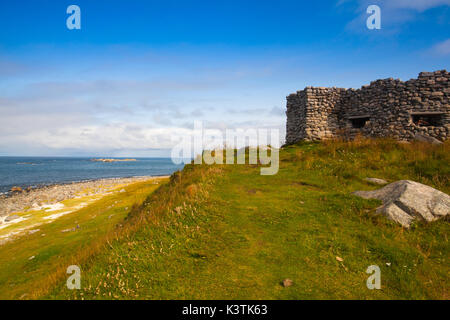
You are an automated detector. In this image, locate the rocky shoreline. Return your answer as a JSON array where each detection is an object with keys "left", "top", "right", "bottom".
[
  {"left": 0, "top": 176, "right": 166, "bottom": 219},
  {"left": 90, "top": 158, "right": 137, "bottom": 162}
]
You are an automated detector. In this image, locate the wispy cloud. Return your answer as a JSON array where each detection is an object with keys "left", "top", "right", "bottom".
[
  {"left": 431, "top": 39, "right": 450, "bottom": 55},
  {"left": 339, "top": 0, "right": 450, "bottom": 33},
  {"left": 338, "top": 0, "right": 450, "bottom": 11},
  {"left": 269, "top": 106, "right": 285, "bottom": 116},
  {"left": 387, "top": 0, "right": 450, "bottom": 11},
  {"left": 0, "top": 47, "right": 291, "bottom": 156}
]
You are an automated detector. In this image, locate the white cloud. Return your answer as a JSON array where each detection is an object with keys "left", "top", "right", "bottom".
[
  {"left": 0, "top": 75, "right": 286, "bottom": 155},
  {"left": 431, "top": 39, "right": 450, "bottom": 55},
  {"left": 269, "top": 106, "right": 285, "bottom": 116},
  {"left": 0, "top": 120, "right": 191, "bottom": 154},
  {"left": 387, "top": 0, "right": 450, "bottom": 12},
  {"left": 339, "top": 0, "right": 450, "bottom": 11},
  {"left": 339, "top": 0, "right": 450, "bottom": 33}
]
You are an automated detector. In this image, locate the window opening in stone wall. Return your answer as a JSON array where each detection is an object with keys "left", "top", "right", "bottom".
[
  {"left": 411, "top": 113, "right": 443, "bottom": 127},
  {"left": 349, "top": 116, "right": 370, "bottom": 129}
]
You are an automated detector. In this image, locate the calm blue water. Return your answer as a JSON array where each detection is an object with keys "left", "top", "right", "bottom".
[{"left": 0, "top": 157, "right": 184, "bottom": 193}]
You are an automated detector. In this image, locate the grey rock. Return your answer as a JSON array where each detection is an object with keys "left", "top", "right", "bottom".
[
  {"left": 354, "top": 180, "right": 450, "bottom": 228},
  {"left": 414, "top": 133, "right": 443, "bottom": 145},
  {"left": 364, "top": 178, "right": 388, "bottom": 185},
  {"left": 4, "top": 214, "right": 20, "bottom": 222}
]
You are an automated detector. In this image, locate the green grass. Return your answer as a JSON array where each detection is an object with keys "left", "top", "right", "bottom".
[
  {"left": 40, "top": 139, "right": 449, "bottom": 300},
  {"left": 0, "top": 139, "right": 445, "bottom": 299},
  {"left": 0, "top": 178, "right": 166, "bottom": 299}
]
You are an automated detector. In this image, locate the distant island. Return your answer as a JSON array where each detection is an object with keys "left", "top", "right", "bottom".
[{"left": 90, "top": 158, "right": 137, "bottom": 162}]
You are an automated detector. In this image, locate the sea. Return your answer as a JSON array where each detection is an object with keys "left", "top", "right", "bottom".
[{"left": 0, "top": 157, "right": 184, "bottom": 194}]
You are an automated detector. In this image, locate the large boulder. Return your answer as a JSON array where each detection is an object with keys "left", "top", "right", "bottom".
[
  {"left": 413, "top": 133, "right": 443, "bottom": 145},
  {"left": 353, "top": 180, "right": 450, "bottom": 228}
]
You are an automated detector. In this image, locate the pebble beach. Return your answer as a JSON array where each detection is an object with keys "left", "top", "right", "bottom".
[{"left": 0, "top": 176, "right": 167, "bottom": 221}]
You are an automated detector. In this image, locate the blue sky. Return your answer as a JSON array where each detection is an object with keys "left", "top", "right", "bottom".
[{"left": 0, "top": 0, "right": 449, "bottom": 156}]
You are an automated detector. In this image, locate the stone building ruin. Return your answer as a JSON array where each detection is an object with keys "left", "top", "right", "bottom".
[{"left": 285, "top": 70, "right": 450, "bottom": 144}]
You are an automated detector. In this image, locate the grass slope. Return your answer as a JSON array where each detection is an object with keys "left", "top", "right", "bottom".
[
  {"left": 0, "top": 178, "right": 166, "bottom": 299},
  {"left": 43, "top": 139, "right": 449, "bottom": 299}
]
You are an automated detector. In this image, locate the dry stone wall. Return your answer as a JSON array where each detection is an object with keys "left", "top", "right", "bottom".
[{"left": 286, "top": 70, "right": 450, "bottom": 144}]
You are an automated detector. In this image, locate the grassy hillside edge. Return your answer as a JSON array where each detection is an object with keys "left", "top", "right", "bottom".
[
  {"left": 44, "top": 139, "right": 449, "bottom": 299},
  {"left": 0, "top": 178, "right": 167, "bottom": 299}
]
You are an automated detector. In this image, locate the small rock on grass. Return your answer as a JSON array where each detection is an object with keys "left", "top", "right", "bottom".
[
  {"left": 5, "top": 214, "right": 20, "bottom": 222},
  {"left": 282, "top": 279, "right": 293, "bottom": 287},
  {"left": 364, "top": 178, "right": 388, "bottom": 185}
]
